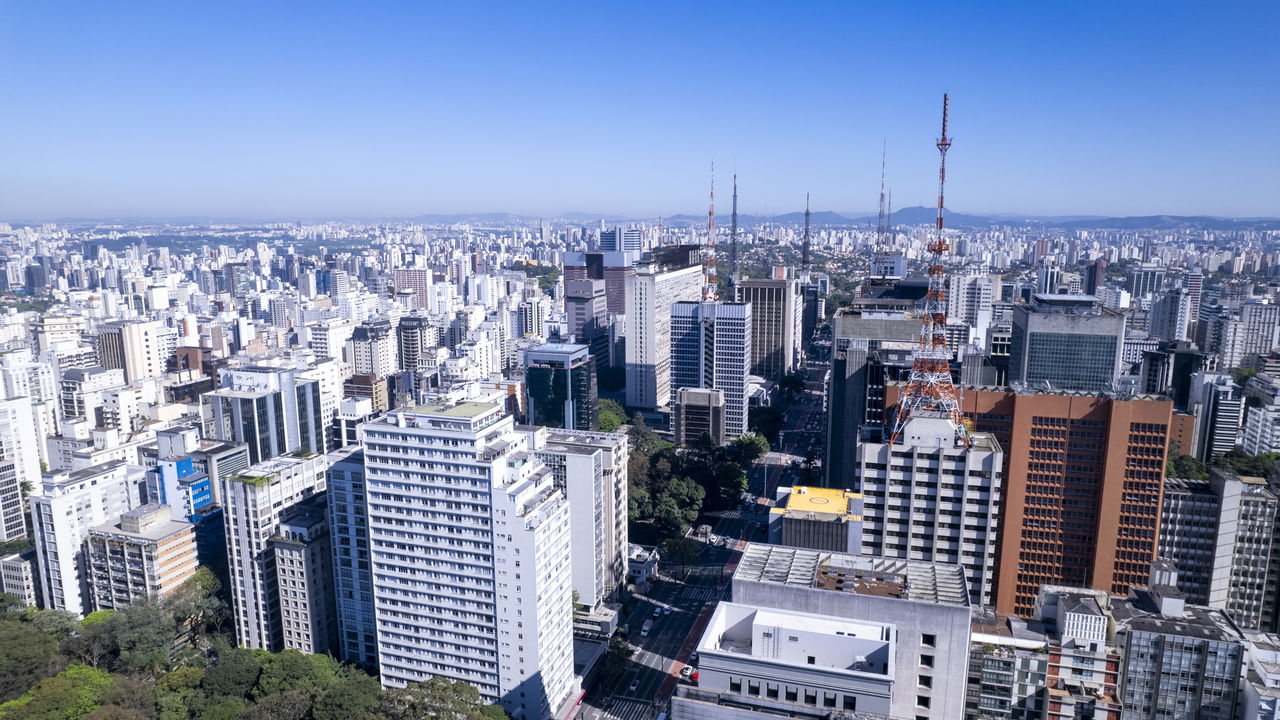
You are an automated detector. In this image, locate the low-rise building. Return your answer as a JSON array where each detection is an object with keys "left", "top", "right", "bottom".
[{"left": 768, "top": 485, "right": 864, "bottom": 554}]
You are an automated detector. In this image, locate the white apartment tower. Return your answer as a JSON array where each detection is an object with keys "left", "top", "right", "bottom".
[
  {"left": 670, "top": 301, "right": 752, "bottom": 438},
  {"left": 29, "top": 461, "right": 146, "bottom": 614},
  {"left": 360, "top": 402, "right": 577, "bottom": 720},
  {"left": 0, "top": 397, "right": 42, "bottom": 541},
  {"left": 855, "top": 415, "right": 1004, "bottom": 606},
  {"left": 624, "top": 249, "right": 704, "bottom": 410}
]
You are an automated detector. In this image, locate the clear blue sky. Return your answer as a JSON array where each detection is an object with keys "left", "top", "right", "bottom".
[{"left": 1, "top": 1, "right": 1276, "bottom": 220}]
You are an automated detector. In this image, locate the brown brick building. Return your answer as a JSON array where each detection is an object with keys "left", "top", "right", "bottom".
[{"left": 886, "top": 386, "right": 1173, "bottom": 616}]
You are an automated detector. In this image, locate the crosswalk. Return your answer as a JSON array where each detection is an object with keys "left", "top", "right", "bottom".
[
  {"left": 607, "top": 698, "right": 657, "bottom": 720},
  {"left": 680, "top": 585, "right": 722, "bottom": 602}
]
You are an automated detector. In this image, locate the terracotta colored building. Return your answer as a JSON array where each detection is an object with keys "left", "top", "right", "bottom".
[{"left": 886, "top": 386, "right": 1173, "bottom": 616}]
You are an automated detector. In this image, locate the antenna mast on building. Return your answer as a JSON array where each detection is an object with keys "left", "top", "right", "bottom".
[
  {"left": 802, "top": 193, "right": 811, "bottom": 267},
  {"left": 872, "top": 142, "right": 888, "bottom": 278},
  {"left": 889, "top": 94, "right": 965, "bottom": 446},
  {"left": 730, "top": 174, "right": 739, "bottom": 287},
  {"left": 704, "top": 163, "right": 718, "bottom": 301}
]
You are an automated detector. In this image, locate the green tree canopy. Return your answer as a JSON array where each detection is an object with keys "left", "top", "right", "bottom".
[
  {"left": 0, "top": 620, "right": 64, "bottom": 702},
  {"left": 0, "top": 664, "right": 112, "bottom": 720}
]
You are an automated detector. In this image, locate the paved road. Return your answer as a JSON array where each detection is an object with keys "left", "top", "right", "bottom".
[{"left": 582, "top": 502, "right": 771, "bottom": 719}]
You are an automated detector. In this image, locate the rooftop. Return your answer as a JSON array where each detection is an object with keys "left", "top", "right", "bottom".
[
  {"left": 733, "top": 543, "right": 970, "bottom": 607},
  {"left": 703, "top": 602, "right": 892, "bottom": 677},
  {"left": 410, "top": 400, "right": 496, "bottom": 419},
  {"left": 773, "top": 486, "right": 861, "bottom": 521}
]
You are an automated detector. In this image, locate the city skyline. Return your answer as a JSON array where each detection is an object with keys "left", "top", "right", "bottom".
[{"left": 2, "top": 2, "right": 1278, "bottom": 220}]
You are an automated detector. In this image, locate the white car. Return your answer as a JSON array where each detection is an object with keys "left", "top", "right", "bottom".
[
  {"left": 680, "top": 666, "right": 693, "bottom": 678},
  {"left": 707, "top": 534, "right": 718, "bottom": 544},
  {"left": 662, "top": 606, "right": 672, "bottom": 615}
]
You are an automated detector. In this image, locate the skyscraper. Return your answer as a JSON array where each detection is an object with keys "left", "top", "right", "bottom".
[
  {"left": 670, "top": 301, "right": 752, "bottom": 438},
  {"left": 524, "top": 343, "right": 598, "bottom": 431},
  {"left": 0, "top": 397, "right": 42, "bottom": 541},
  {"left": 1008, "top": 294, "right": 1124, "bottom": 392},
  {"left": 624, "top": 247, "right": 704, "bottom": 412},
  {"left": 204, "top": 365, "right": 326, "bottom": 464},
  {"left": 734, "top": 270, "right": 803, "bottom": 380},
  {"left": 326, "top": 446, "right": 378, "bottom": 670},
  {"left": 359, "top": 402, "right": 576, "bottom": 719}
]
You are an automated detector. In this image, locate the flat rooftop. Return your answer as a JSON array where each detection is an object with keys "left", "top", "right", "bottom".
[
  {"left": 733, "top": 543, "right": 969, "bottom": 607},
  {"left": 703, "top": 602, "right": 892, "bottom": 677},
  {"left": 410, "top": 400, "right": 496, "bottom": 419},
  {"left": 773, "top": 486, "right": 860, "bottom": 521}
]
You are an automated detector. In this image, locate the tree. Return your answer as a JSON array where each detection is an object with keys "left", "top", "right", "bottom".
[
  {"left": 196, "top": 701, "right": 246, "bottom": 720},
  {"left": 713, "top": 462, "right": 748, "bottom": 506},
  {"left": 252, "top": 650, "right": 337, "bottom": 699},
  {"left": 0, "top": 664, "right": 113, "bottom": 720},
  {"left": 86, "top": 707, "right": 150, "bottom": 720},
  {"left": 312, "top": 670, "right": 382, "bottom": 720},
  {"left": 1217, "top": 449, "right": 1280, "bottom": 478},
  {"left": 234, "top": 689, "right": 312, "bottom": 720},
  {"left": 652, "top": 477, "right": 704, "bottom": 538},
  {"left": 627, "top": 482, "right": 651, "bottom": 521},
  {"left": 96, "top": 674, "right": 156, "bottom": 720},
  {"left": 203, "top": 648, "right": 262, "bottom": 701},
  {"left": 748, "top": 405, "right": 786, "bottom": 442},
  {"left": 0, "top": 619, "right": 64, "bottom": 701},
  {"left": 377, "top": 676, "right": 491, "bottom": 720},
  {"left": 659, "top": 538, "right": 701, "bottom": 577},
  {"left": 29, "top": 609, "right": 80, "bottom": 639},
  {"left": 779, "top": 372, "right": 806, "bottom": 400},
  {"left": 730, "top": 434, "right": 770, "bottom": 466},
  {"left": 1166, "top": 453, "right": 1209, "bottom": 480},
  {"left": 596, "top": 399, "right": 626, "bottom": 432},
  {"left": 114, "top": 600, "right": 176, "bottom": 674}
]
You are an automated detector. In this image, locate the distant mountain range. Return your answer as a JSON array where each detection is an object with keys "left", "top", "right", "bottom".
[{"left": 23, "top": 208, "right": 1280, "bottom": 231}]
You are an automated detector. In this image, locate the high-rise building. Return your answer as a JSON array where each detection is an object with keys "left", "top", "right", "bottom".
[
  {"left": 0, "top": 397, "right": 42, "bottom": 541},
  {"left": 85, "top": 504, "right": 198, "bottom": 611},
  {"left": 624, "top": 247, "right": 703, "bottom": 411},
  {"left": 670, "top": 301, "right": 752, "bottom": 438},
  {"left": 856, "top": 414, "right": 1004, "bottom": 606},
  {"left": 1190, "top": 373, "right": 1244, "bottom": 462},
  {"left": 96, "top": 320, "right": 166, "bottom": 382},
  {"left": 1158, "top": 469, "right": 1277, "bottom": 630},
  {"left": 1148, "top": 288, "right": 1192, "bottom": 341},
  {"left": 392, "top": 268, "right": 434, "bottom": 309},
  {"left": 524, "top": 343, "right": 598, "bottom": 431},
  {"left": 29, "top": 461, "right": 146, "bottom": 614},
  {"left": 219, "top": 452, "right": 329, "bottom": 651},
  {"left": 734, "top": 271, "right": 803, "bottom": 380},
  {"left": 327, "top": 446, "right": 377, "bottom": 670},
  {"left": 929, "top": 386, "right": 1175, "bottom": 617},
  {"left": 767, "top": 486, "right": 864, "bottom": 554},
  {"left": 673, "top": 387, "right": 726, "bottom": 447},
  {"left": 359, "top": 402, "right": 577, "bottom": 719},
  {"left": 271, "top": 494, "right": 336, "bottom": 654},
  {"left": 1085, "top": 258, "right": 1108, "bottom": 296},
  {"left": 1008, "top": 294, "right": 1124, "bottom": 392},
  {"left": 825, "top": 303, "right": 919, "bottom": 487},
  {"left": 348, "top": 319, "right": 397, "bottom": 378},
  {"left": 204, "top": 365, "right": 326, "bottom": 464},
  {"left": 563, "top": 279, "right": 611, "bottom": 370},
  {"left": 1126, "top": 263, "right": 1165, "bottom": 298},
  {"left": 563, "top": 251, "right": 637, "bottom": 316},
  {"left": 397, "top": 314, "right": 440, "bottom": 375}
]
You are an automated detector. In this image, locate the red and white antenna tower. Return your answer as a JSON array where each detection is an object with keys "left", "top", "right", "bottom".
[
  {"left": 704, "top": 163, "right": 718, "bottom": 301},
  {"left": 889, "top": 94, "right": 965, "bottom": 446}
]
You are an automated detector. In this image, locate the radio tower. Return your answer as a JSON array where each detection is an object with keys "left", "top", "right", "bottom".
[
  {"left": 704, "top": 163, "right": 718, "bottom": 301},
  {"left": 872, "top": 142, "right": 888, "bottom": 278},
  {"left": 802, "top": 193, "right": 811, "bottom": 267},
  {"left": 729, "top": 174, "right": 739, "bottom": 287},
  {"left": 889, "top": 93, "right": 965, "bottom": 446}
]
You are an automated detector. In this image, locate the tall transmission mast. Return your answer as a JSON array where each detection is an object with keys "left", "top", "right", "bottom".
[
  {"left": 872, "top": 142, "right": 888, "bottom": 278},
  {"left": 729, "top": 174, "right": 739, "bottom": 287},
  {"left": 802, "top": 193, "right": 811, "bottom": 267},
  {"left": 889, "top": 93, "right": 965, "bottom": 446},
  {"left": 704, "top": 163, "right": 718, "bottom": 301}
]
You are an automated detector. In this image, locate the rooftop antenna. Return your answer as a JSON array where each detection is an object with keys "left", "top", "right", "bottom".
[
  {"left": 704, "top": 163, "right": 718, "bottom": 301},
  {"left": 889, "top": 93, "right": 966, "bottom": 447},
  {"left": 802, "top": 193, "right": 811, "bottom": 267},
  {"left": 730, "top": 174, "right": 739, "bottom": 287}
]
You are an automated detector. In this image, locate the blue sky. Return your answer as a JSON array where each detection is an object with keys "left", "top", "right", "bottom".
[{"left": 1, "top": 1, "right": 1276, "bottom": 219}]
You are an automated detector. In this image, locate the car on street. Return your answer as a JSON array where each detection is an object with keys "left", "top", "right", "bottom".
[
  {"left": 663, "top": 606, "right": 672, "bottom": 615},
  {"left": 628, "top": 680, "right": 639, "bottom": 693},
  {"left": 680, "top": 666, "right": 693, "bottom": 678},
  {"left": 652, "top": 607, "right": 661, "bottom": 618}
]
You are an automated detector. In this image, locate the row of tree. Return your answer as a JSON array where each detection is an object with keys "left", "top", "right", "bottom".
[{"left": 0, "top": 569, "right": 507, "bottom": 720}]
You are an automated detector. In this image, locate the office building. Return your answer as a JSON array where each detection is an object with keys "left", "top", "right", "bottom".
[
  {"left": 824, "top": 303, "right": 919, "bottom": 487},
  {"left": 0, "top": 397, "right": 42, "bottom": 541},
  {"left": 673, "top": 387, "right": 726, "bottom": 447},
  {"left": 360, "top": 402, "right": 577, "bottom": 719},
  {"left": 734, "top": 271, "right": 803, "bottom": 380},
  {"left": 271, "top": 494, "right": 336, "bottom": 654},
  {"left": 563, "top": 251, "right": 637, "bottom": 316},
  {"left": 856, "top": 414, "right": 1004, "bottom": 606},
  {"left": 767, "top": 486, "right": 864, "bottom": 554},
  {"left": 204, "top": 365, "right": 326, "bottom": 464},
  {"left": 1138, "top": 340, "right": 1203, "bottom": 410},
  {"left": 624, "top": 246, "right": 704, "bottom": 411},
  {"left": 1008, "top": 294, "right": 1124, "bottom": 392},
  {"left": 1149, "top": 288, "right": 1192, "bottom": 342},
  {"left": 1157, "top": 469, "right": 1276, "bottom": 630},
  {"left": 96, "top": 320, "right": 166, "bottom": 382},
  {"left": 85, "top": 504, "right": 198, "bottom": 611},
  {"left": 564, "top": 279, "right": 611, "bottom": 370},
  {"left": 1084, "top": 258, "right": 1107, "bottom": 296},
  {"left": 720, "top": 544, "right": 972, "bottom": 720},
  {"left": 1190, "top": 372, "right": 1245, "bottom": 462},
  {"left": 29, "top": 461, "right": 146, "bottom": 614},
  {"left": 913, "top": 386, "right": 1175, "bottom": 617},
  {"left": 670, "top": 301, "right": 752, "bottom": 438},
  {"left": 327, "top": 446, "right": 377, "bottom": 670},
  {"left": 524, "top": 343, "right": 598, "bottom": 431},
  {"left": 398, "top": 314, "right": 441, "bottom": 374},
  {"left": 219, "top": 452, "right": 329, "bottom": 651}
]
